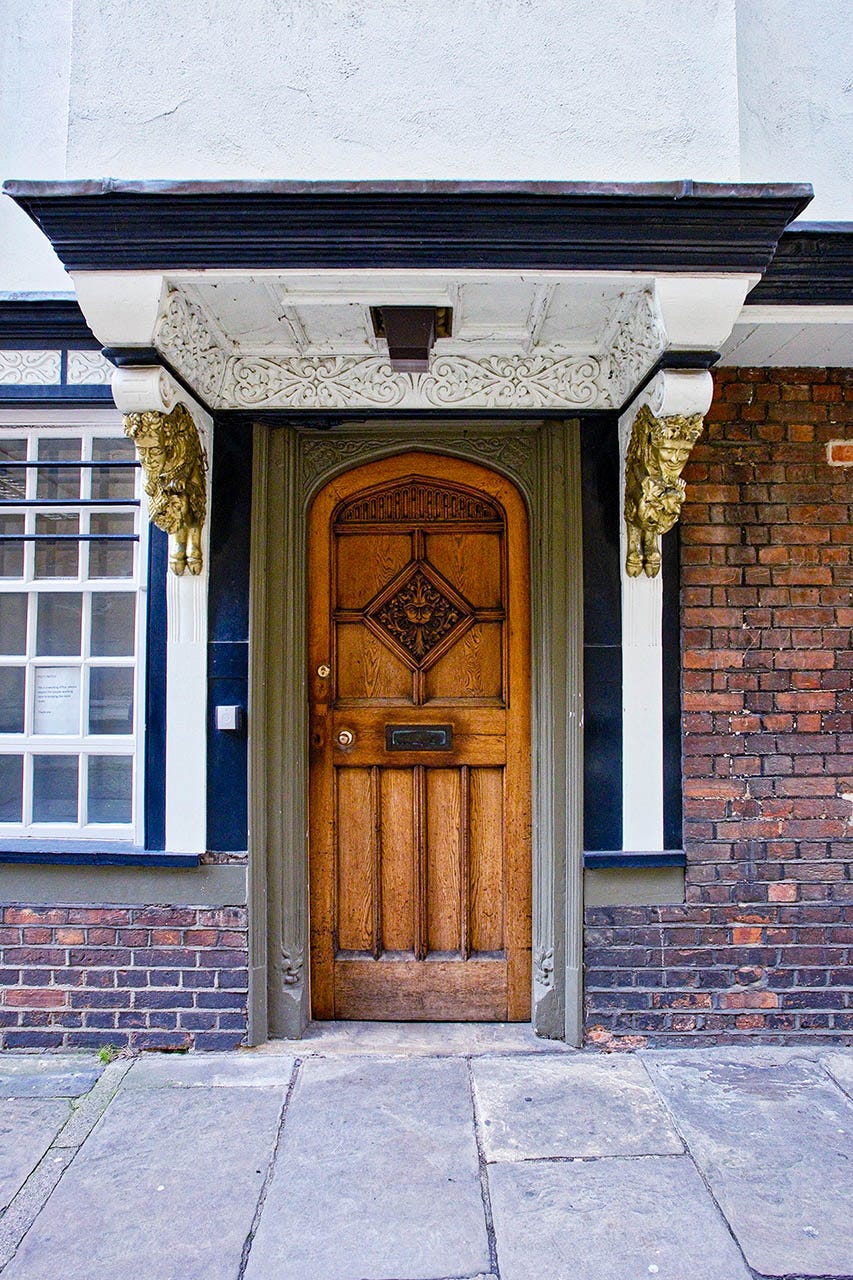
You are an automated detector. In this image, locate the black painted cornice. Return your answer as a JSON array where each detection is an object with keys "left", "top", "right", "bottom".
[
  {"left": 3, "top": 178, "right": 812, "bottom": 274},
  {"left": 747, "top": 224, "right": 853, "bottom": 305},
  {"left": 0, "top": 299, "right": 98, "bottom": 346}
]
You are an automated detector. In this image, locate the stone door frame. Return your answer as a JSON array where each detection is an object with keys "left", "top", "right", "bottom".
[{"left": 248, "top": 417, "right": 584, "bottom": 1044}]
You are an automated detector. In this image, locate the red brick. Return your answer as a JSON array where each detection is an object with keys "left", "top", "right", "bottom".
[{"left": 6, "top": 988, "right": 66, "bottom": 1008}]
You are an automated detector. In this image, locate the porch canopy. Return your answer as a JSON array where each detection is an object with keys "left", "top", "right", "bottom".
[{"left": 3, "top": 179, "right": 820, "bottom": 418}]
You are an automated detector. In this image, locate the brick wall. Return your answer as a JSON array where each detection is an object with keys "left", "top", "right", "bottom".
[
  {"left": 585, "top": 366, "right": 853, "bottom": 1043},
  {"left": 0, "top": 905, "right": 248, "bottom": 1051}
]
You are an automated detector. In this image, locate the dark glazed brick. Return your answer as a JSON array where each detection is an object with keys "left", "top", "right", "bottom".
[{"left": 191, "top": 1031, "right": 247, "bottom": 1051}]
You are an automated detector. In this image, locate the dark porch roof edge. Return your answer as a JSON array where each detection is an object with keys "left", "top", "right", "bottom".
[
  {"left": 0, "top": 299, "right": 99, "bottom": 346},
  {"left": 747, "top": 223, "right": 853, "bottom": 305},
  {"left": 2, "top": 178, "right": 815, "bottom": 199},
  {"left": 4, "top": 178, "right": 812, "bottom": 275}
]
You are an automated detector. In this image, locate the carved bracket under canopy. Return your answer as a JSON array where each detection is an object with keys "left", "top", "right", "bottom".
[
  {"left": 124, "top": 403, "right": 207, "bottom": 576},
  {"left": 623, "top": 404, "right": 703, "bottom": 577},
  {"left": 111, "top": 365, "right": 208, "bottom": 577},
  {"left": 622, "top": 369, "right": 713, "bottom": 578}
]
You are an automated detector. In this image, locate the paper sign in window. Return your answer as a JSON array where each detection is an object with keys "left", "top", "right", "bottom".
[{"left": 33, "top": 666, "right": 81, "bottom": 735}]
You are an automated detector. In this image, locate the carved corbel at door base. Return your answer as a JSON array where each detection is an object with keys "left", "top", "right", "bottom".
[{"left": 623, "top": 403, "right": 704, "bottom": 578}]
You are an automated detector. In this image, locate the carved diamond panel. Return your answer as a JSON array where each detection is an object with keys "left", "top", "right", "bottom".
[{"left": 367, "top": 563, "right": 473, "bottom": 667}]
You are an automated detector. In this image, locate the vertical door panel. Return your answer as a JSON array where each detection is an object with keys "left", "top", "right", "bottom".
[{"left": 309, "top": 454, "right": 531, "bottom": 1021}]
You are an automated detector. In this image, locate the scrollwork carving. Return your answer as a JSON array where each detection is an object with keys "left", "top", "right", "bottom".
[
  {"left": 624, "top": 404, "right": 703, "bottom": 578},
  {"left": 300, "top": 432, "right": 537, "bottom": 495},
  {"left": 604, "top": 290, "right": 667, "bottom": 408},
  {"left": 124, "top": 403, "right": 207, "bottom": 576},
  {"left": 422, "top": 353, "right": 606, "bottom": 409},
  {"left": 153, "top": 289, "right": 632, "bottom": 411},
  {"left": 155, "top": 290, "right": 228, "bottom": 404},
  {"left": 231, "top": 355, "right": 409, "bottom": 408},
  {"left": 0, "top": 350, "right": 61, "bottom": 385}
]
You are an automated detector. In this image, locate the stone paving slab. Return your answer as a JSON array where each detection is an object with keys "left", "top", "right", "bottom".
[
  {"left": 244, "top": 1055, "right": 491, "bottom": 1280},
  {"left": 647, "top": 1054, "right": 853, "bottom": 1278},
  {"left": 2, "top": 1080, "right": 284, "bottom": 1280},
  {"left": 489, "top": 1154, "right": 751, "bottom": 1280},
  {"left": 821, "top": 1050, "right": 853, "bottom": 1099},
  {"left": 472, "top": 1054, "right": 682, "bottom": 1160},
  {"left": 0, "top": 1056, "right": 101, "bottom": 1099},
  {"left": 123, "top": 1050, "right": 296, "bottom": 1089},
  {"left": 256, "top": 1020, "right": 574, "bottom": 1056},
  {"left": 0, "top": 1098, "right": 70, "bottom": 1210}
]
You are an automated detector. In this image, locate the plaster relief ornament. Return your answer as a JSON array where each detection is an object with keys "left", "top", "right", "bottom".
[
  {"left": 123, "top": 404, "right": 207, "bottom": 576},
  {"left": 624, "top": 403, "right": 704, "bottom": 578}
]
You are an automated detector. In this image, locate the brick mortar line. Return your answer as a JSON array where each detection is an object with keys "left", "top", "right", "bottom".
[
  {"left": 466, "top": 1057, "right": 501, "bottom": 1280},
  {"left": 236, "top": 1056, "right": 301, "bottom": 1280}
]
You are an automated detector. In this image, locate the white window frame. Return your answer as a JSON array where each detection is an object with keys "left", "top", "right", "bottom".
[{"left": 0, "top": 407, "right": 148, "bottom": 844}]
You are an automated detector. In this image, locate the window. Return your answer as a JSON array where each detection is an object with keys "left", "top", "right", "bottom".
[{"left": 0, "top": 414, "right": 147, "bottom": 841}]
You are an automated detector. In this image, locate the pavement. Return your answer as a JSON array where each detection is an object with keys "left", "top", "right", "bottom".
[{"left": 0, "top": 1024, "right": 851, "bottom": 1280}]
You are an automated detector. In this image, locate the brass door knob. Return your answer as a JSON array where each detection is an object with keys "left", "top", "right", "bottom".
[
  {"left": 336, "top": 729, "right": 354, "bottom": 747},
  {"left": 317, "top": 664, "right": 331, "bottom": 679}
]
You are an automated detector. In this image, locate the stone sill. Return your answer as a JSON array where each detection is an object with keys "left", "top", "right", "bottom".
[
  {"left": 0, "top": 843, "right": 199, "bottom": 868},
  {"left": 584, "top": 850, "right": 686, "bottom": 869}
]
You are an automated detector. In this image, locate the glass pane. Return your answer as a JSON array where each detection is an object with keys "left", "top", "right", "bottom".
[
  {"left": 91, "top": 438, "right": 137, "bottom": 500},
  {"left": 0, "top": 439, "right": 27, "bottom": 501},
  {"left": 88, "top": 513, "right": 134, "bottom": 578},
  {"left": 0, "top": 755, "right": 23, "bottom": 822},
  {"left": 36, "top": 593, "right": 82, "bottom": 655},
  {"left": 91, "top": 593, "right": 136, "bottom": 656},
  {"left": 0, "top": 593, "right": 27, "bottom": 654},
  {"left": 0, "top": 667, "right": 25, "bottom": 732},
  {"left": 33, "top": 666, "right": 81, "bottom": 735},
  {"left": 0, "top": 514, "right": 24, "bottom": 578},
  {"left": 32, "top": 754, "right": 78, "bottom": 822},
  {"left": 37, "top": 437, "right": 81, "bottom": 499},
  {"left": 89, "top": 667, "right": 133, "bottom": 735},
  {"left": 87, "top": 755, "right": 132, "bottom": 823},
  {"left": 35, "top": 513, "right": 80, "bottom": 578}
]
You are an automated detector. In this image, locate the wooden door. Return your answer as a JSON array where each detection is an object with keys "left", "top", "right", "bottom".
[{"left": 308, "top": 453, "right": 531, "bottom": 1021}]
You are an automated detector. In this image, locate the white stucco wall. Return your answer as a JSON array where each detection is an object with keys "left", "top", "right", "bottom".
[
  {"left": 0, "top": 0, "right": 72, "bottom": 292},
  {"left": 63, "top": 0, "right": 742, "bottom": 182},
  {"left": 736, "top": 0, "right": 853, "bottom": 222},
  {"left": 1, "top": 0, "right": 851, "bottom": 298}
]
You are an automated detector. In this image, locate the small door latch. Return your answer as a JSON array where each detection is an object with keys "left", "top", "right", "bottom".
[{"left": 336, "top": 729, "right": 354, "bottom": 747}]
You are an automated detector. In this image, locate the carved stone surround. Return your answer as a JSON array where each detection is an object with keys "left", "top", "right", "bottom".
[{"left": 155, "top": 286, "right": 666, "bottom": 413}]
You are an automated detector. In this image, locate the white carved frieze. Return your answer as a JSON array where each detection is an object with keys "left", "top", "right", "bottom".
[
  {"left": 153, "top": 285, "right": 669, "bottom": 413},
  {"left": 602, "top": 288, "right": 667, "bottom": 406},
  {"left": 0, "top": 350, "right": 62, "bottom": 385},
  {"left": 66, "top": 350, "right": 114, "bottom": 386}
]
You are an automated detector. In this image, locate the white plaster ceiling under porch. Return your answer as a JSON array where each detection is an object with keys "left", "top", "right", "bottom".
[{"left": 73, "top": 268, "right": 755, "bottom": 415}]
